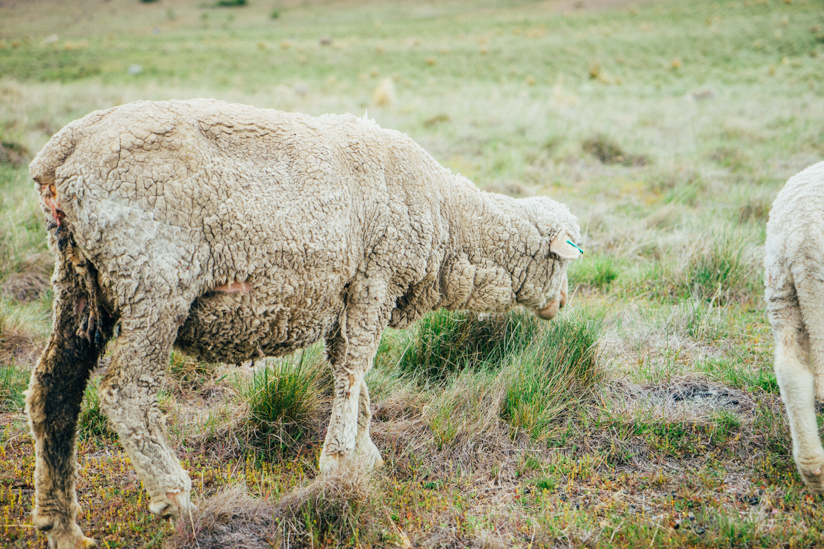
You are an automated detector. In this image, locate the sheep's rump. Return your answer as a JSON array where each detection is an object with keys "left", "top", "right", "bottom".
[
  {"left": 30, "top": 100, "right": 446, "bottom": 363},
  {"left": 765, "top": 162, "right": 824, "bottom": 332}
]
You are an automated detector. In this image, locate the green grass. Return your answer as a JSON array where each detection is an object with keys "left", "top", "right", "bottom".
[
  {"left": 620, "top": 224, "right": 762, "bottom": 306},
  {"left": 398, "top": 309, "right": 540, "bottom": 382},
  {"left": 424, "top": 367, "right": 504, "bottom": 449},
  {"left": 0, "top": 362, "right": 27, "bottom": 412},
  {"left": 239, "top": 346, "right": 329, "bottom": 452},
  {"left": 569, "top": 253, "right": 622, "bottom": 290},
  {"left": 502, "top": 311, "right": 602, "bottom": 442},
  {"left": 78, "top": 376, "right": 116, "bottom": 441},
  {"left": 3, "top": 0, "right": 824, "bottom": 546}
]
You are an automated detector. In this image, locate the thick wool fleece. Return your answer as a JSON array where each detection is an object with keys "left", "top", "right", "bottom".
[
  {"left": 27, "top": 99, "right": 581, "bottom": 548},
  {"left": 765, "top": 161, "right": 824, "bottom": 494}
]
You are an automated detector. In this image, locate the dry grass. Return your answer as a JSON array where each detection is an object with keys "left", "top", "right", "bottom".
[
  {"left": 168, "top": 468, "right": 375, "bottom": 549},
  {"left": 0, "top": 298, "right": 46, "bottom": 367}
]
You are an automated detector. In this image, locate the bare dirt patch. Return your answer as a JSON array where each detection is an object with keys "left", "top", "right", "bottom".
[{"left": 608, "top": 378, "right": 756, "bottom": 422}]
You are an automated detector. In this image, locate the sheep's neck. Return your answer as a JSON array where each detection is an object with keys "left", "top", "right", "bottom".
[{"left": 439, "top": 179, "right": 528, "bottom": 312}]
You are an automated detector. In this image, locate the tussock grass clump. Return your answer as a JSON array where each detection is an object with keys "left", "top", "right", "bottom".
[
  {"left": 273, "top": 469, "right": 375, "bottom": 547},
  {"left": 0, "top": 297, "right": 46, "bottom": 366},
  {"left": 399, "top": 309, "right": 541, "bottom": 383},
  {"left": 240, "top": 345, "right": 329, "bottom": 452},
  {"left": 622, "top": 225, "right": 761, "bottom": 306},
  {"left": 502, "top": 311, "right": 602, "bottom": 442},
  {"left": 582, "top": 134, "right": 647, "bottom": 167},
  {"left": 171, "top": 485, "right": 275, "bottom": 549},
  {"left": 170, "top": 471, "right": 376, "bottom": 549},
  {"left": 425, "top": 368, "right": 506, "bottom": 449},
  {"left": 684, "top": 227, "right": 761, "bottom": 304},
  {"left": 0, "top": 362, "right": 27, "bottom": 412}
]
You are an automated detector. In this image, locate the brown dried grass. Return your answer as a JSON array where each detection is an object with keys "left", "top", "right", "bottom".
[{"left": 168, "top": 467, "right": 375, "bottom": 549}]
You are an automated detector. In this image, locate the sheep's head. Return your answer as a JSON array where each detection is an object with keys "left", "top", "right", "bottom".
[
  {"left": 533, "top": 230, "right": 582, "bottom": 320},
  {"left": 505, "top": 195, "right": 583, "bottom": 321}
]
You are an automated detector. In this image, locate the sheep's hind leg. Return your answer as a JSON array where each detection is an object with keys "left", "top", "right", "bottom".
[
  {"left": 26, "top": 263, "right": 113, "bottom": 549},
  {"left": 769, "top": 256, "right": 824, "bottom": 492},
  {"left": 319, "top": 279, "right": 390, "bottom": 473},
  {"left": 786, "top": 268, "right": 824, "bottom": 493},
  {"left": 99, "top": 311, "right": 193, "bottom": 520}
]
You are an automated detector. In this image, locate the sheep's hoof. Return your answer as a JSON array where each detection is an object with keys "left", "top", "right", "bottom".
[
  {"left": 33, "top": 514, "right": 95, "bottom": 549},
  {"left": 319, "top": 442, "right": 383, "bottom": 474},
  {"left": 358, "top": 439, "right": 384, "bottom": 471},
  {"left": 148, "top": 490, "right": 192, "bottom": 520},
  {"left": 796, "top": 452, "right": 824, "bottom": 494},
  {"left": 318, "top": 449, "right": 344, "bottom": 474}
]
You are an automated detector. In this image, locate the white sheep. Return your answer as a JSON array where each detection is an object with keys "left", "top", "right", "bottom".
[
  {"left": 25, "top": 99, "right": 582, "bottom": 548},
  {"left": 765, "top": 160, "right": 824, "bottom": 493}
]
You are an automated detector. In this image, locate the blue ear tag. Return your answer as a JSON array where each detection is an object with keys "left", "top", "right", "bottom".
[{"left": 566, "top": 240, "right": 584, "bottom": 254}]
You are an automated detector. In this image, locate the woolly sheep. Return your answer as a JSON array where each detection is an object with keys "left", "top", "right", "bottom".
[
  {"left": 766, "top": 161, "right": 824, "bottom": 494},
  {"left": 25, "top": 99, "right": 583, "bottom": 548}
]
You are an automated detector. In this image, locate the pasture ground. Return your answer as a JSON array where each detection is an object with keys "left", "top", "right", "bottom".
[{"left": 1, "top": 0, "right": 824, "bottom": 546}]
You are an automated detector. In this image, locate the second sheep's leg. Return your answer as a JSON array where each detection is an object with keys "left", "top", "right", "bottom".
[
  {"left": 99, "top": 310, "right": 193, "bottom": 519},
  {"left": 790, "top": 269, "right": 824, "bottom": 493},
  {"left": 773, "top": 308, "right": 824, "bottom": 494},
  {"left": 319, "top": 278, "right": 390, "bottom": 473}
]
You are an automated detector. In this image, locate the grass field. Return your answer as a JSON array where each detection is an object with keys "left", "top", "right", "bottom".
[{"left": 2, "top": 0, "right": 824, "bottom": 546}]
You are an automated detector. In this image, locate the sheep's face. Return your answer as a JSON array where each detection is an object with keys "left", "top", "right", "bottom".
[{"left": 533, "top": 230, "right": 582, "bottom": 321}]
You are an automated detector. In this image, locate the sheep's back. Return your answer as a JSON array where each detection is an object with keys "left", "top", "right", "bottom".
[
  {"left": 766, "top": 162, "right": 824, "bottom": 263},
  {"left": 31, "top": 100, "right": 449, "bottom": 325}
]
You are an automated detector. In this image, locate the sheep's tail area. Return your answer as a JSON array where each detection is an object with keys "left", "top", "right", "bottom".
[{"left": 25, "top": 219, "right": 117, "bottom": 538}]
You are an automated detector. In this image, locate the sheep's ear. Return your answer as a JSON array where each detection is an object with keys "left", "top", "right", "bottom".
[{"left": 549, "top": 231, "right": 583, "bottom": 260}]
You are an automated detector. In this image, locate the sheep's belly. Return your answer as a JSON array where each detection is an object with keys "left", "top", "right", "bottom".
[{"left": 173, "top": 293, "right": 337, "bottom": 364}]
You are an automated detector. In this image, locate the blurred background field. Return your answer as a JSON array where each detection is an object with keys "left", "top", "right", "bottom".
[{"left": 1, "top": 0, "right": 824, "bottom": 547}]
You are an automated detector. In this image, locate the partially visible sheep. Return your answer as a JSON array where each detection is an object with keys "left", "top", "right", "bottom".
[
  {"left": 26, "top": 99, "right": 582, "bottom": 548},
  {"left": 765, "top": 161, "right": 824, "bottom": 493}
]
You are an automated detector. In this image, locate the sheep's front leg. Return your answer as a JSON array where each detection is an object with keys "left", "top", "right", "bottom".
[
  {"left": 355, "top": 382, "right": 384, "bottom": 469},
  {"left": 26, "top": 264, "right": 113, "bottom": 549},
  {"left": 319, "top": 279, "right": 389, "bottom": 473},
  {"left": 99, "top": 315, "right": 192, "bottom": 519}
]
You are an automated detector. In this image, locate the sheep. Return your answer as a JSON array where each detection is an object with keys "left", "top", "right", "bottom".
[
  {"left": 25, "top": 99, "right": 583, "bottom": 548},
  {"left": 765, "top": 161, "right": 824, "bottom": 494}
]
